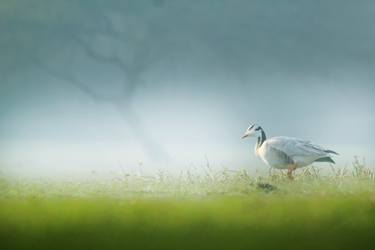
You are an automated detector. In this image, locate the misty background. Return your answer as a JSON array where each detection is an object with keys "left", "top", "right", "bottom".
[{"left": 1, "top": 0, "right": 374, "bottom": 178}]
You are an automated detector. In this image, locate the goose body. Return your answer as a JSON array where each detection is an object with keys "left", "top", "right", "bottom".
[
  {"left": 242, "top": 124, "right": 338, "bottom": 178},
  {"left": 256, "top": 136, "right": 336, "bottom": 169}
]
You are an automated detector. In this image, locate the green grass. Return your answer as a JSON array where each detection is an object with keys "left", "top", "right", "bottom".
[{"left": 1, "top": 160, "right": 375, "bottom": 250}]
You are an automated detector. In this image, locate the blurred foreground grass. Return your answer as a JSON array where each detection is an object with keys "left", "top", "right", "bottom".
[{"left": 1, "top": 159, "right": 375, "bottom": 250}]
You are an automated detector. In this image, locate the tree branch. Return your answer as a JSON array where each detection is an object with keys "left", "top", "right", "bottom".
[
  {"left": 32, "top": 56, "right": 119, "bottom": 102},
  {"left": 70, "top": 34, "right": 130, "bottom": 72}
]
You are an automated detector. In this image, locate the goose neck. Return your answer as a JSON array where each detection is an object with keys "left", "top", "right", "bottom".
[{"left": 256, "top": 128, "right": 267, "bottom": 149}]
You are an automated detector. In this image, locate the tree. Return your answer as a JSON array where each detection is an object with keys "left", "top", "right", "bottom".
[{"left": 1, "top": 0, "right": 172, "bottom": 161}]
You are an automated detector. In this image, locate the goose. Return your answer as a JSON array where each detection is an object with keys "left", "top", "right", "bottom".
[{"left": 241, "top": 124, "right": 338, "bottom": 179}]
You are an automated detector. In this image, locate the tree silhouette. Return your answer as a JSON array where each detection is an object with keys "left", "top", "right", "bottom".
[{"left": 2, "top": 1, "right": 171, "bottom": 161}]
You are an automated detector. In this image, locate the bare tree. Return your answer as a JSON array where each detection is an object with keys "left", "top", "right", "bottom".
[{"left": 30, "top": 2, "right": 171, "bottom": 161}]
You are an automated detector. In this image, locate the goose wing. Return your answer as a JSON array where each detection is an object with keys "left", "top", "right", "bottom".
[{"left": 266, "top": 137, "right": 330, "bottom": 164}]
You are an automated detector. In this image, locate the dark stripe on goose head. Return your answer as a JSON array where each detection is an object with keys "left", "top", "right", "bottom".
[{"left": 255, "top": 126, "right": 267, "bottom": 147}]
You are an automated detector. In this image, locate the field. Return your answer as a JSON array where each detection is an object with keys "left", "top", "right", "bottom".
[{"left": 1, "top": 159, "right": 375, "bottom": 250}]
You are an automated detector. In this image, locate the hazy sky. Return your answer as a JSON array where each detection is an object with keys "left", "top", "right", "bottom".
[{"left": 1, "top": 0, "right": 374, "bottom": 178}]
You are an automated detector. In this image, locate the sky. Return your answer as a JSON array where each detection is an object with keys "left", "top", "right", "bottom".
[{"left": 0, "top": 0, "right": 374, "bottom": 178}]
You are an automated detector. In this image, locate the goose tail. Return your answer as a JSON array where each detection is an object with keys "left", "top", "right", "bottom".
[
  {"left": 324, "top": 149, "right": 339, "bottom": 155},
  {"left": 315, "top": 157, "right": 335, "bottom": 164}
]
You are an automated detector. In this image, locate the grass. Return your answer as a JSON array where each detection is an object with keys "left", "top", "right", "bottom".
[{"left": 1, "top": 158, "right": 375, "bottom": 250}]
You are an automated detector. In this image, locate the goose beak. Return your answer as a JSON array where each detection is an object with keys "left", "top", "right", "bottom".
[{"left": 241, "top": 134, "right": 249, "bottom": 139}]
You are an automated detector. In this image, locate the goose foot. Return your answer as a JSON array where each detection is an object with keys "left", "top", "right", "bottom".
[{"left": 287, "top": 164, "right": 297, "bottom": 180}]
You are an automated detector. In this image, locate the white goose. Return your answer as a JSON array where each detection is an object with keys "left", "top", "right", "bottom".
[{"left": 241, "top": 124, "right": 338, "bottom": 179}]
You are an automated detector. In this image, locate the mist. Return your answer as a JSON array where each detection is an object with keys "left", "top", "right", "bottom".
[{"left": 1, "top": 0, "right": 374, "bottom": 178}]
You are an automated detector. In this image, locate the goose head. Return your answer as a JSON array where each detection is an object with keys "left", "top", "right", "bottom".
[{"left": 241, "top": 124, "right": 262, "bottom": 139}]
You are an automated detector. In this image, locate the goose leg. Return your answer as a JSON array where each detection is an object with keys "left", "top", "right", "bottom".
[{"left": 287, "top": 164, "right": 297, "bottom": 180}]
